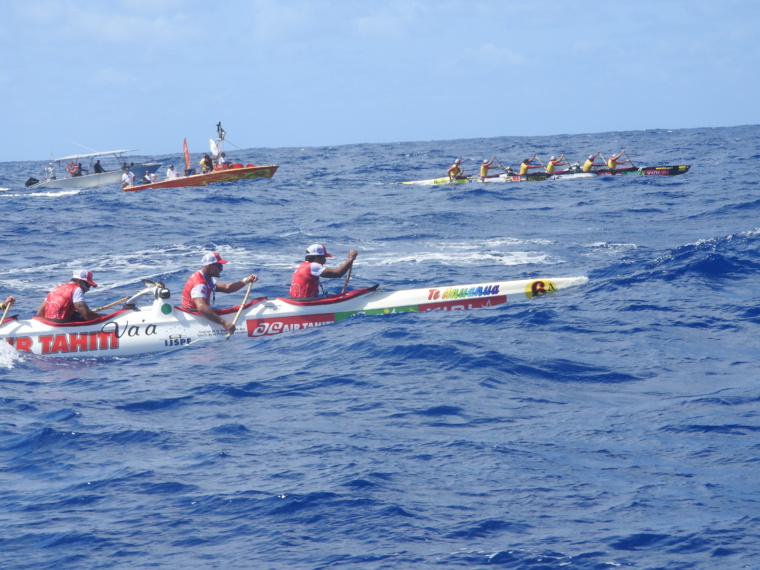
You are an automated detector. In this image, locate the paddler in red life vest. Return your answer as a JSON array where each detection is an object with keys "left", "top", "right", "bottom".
[
  {"left": 606, "top": 150, "right": 631, "bottom": 170},
  {"left": 181, "top": 252, "right": 258, "bottom": 335},
  {"left": 447, "top": 158, "right": 466, "bottom": 182},
  {"left": 289, "top": 244, "right": 358, "bottom": 299},
  {"left": 545, "top": 154, "right": 568, "bottom": 173},
  {"left": 36, "top": 270, "right": 103, "bottom": 322}
]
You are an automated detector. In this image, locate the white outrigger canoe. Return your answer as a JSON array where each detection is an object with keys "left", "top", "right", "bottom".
[
  {"left": 402, "top": 173, "right": 549, "bottom": 185},
  {"left": 0, "top": 276, "right": 588, "bottom": 359}
]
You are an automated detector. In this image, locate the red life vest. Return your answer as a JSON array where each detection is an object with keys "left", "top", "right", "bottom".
[
  {"left": 181, "top": 270, "right": 215, "bottom": 310},
  {"left": 44, "top": 282, "right": 80, "bottom": 320},
  {"left": 290, "top": 261, "right": 320, "bottom": 298}
]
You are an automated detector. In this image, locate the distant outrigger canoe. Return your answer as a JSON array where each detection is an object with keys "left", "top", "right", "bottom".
[
  {"left": 0, "top": 276, "right": 588, "bottom": 358},
  {"left": 403, "top": 164, "right": 690, "bottom": 185}
]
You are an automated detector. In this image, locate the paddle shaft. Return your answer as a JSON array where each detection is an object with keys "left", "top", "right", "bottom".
[
  {"left": 93, "top": 296, "right": 130, "bottom": 312},
  {"left": 226, "top": 280, "right": 253, "bottom": 340},
  {"left": 341, "top": 265, "right": 353, "bottom": 295},
  {"left": 0, "top": 302, "right": 11, "bottom": 326}
]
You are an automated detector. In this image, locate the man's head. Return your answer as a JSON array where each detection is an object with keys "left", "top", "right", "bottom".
[
  {"left": 305, "top": 243, "right": 332, "bottom": 262},
  {"left": 72, "top": 269, "right": 98, "bottom": 290}
]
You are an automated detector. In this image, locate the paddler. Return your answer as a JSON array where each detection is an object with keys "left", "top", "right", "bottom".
[
  {"left": 289, "top": 244, "right": 357, "bottom": 299},
  {"left": 606, "top": 150, "right": 632, "bottom": 170},
  {"left": 582, "top": 153, "right": 605, "bottom": 172},
  {"left": 545, "top": 154, "right": 568, "bottom": 173},
  {"left": 447, "top": 158, "right": 466, "bottom": 182},
  {"left": 480, "top": 156, "right": 501, "bottom": 179},
  {"left": 36, "top": 270, "right": 103, "bottom": 322},
  {"left": 519, "top": 156, "right": 542, "bottom": 175},
  {"left": 181, "top": 252, "right": 258, "bottom": 336}
]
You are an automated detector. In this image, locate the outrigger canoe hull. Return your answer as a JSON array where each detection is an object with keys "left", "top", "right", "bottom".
[
  {"left": 124, "top": 164, "right": 278, "bottom": 191},
  {"left": 0, "top": 276, "right": 588, "bottom": 358},
  {"left": 402, "top": 173, "right": 549, "bottom": 185}
]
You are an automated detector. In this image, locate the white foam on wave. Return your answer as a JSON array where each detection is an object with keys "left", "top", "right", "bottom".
[
  {"left": 0, "top": 189, "right": 80, "bottom": 198},
  {"left": 0, "top": 341, "right": 22, "bottom": 370}
]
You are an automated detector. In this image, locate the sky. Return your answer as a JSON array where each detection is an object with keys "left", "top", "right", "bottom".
[{"left": 2, "top": 0, "right": 758, "bottom": 162}]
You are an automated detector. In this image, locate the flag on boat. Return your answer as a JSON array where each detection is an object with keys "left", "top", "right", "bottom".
[
  {"left": 183, "top": 138, "right": 190, "bottom": 171},
  {"left": 210, "top": 138, "right": 219, "bottom": 158}
]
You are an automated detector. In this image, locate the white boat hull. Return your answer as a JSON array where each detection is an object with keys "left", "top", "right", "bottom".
[
  {"left": 0, "top": 277, "right": 588, "bottom": 358},
  {"left": 29, "top": 163, "right": 163, "bottom": 189}
]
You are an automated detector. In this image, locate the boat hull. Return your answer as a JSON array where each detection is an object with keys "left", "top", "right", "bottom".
[
  {"left": 124, "top": 165, "right": 278, "bottom": 191},
  {"left": 0, "top": 277, "right": 588, "bottom": 358},
  {"left": 29, "top": 163, "right": 163, "bottom": 189}
]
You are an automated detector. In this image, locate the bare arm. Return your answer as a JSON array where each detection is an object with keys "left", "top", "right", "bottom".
[
  {"left": 321, "top": 250, "right": 358, "bottom": 278},
  {"left": 192, "top": 297, "right": 235, "bottom": 332},
  {"left": 214, "top": 274, "right": 258, "bottom": 294},
  {"left": 74, "top": 301, "right": 102, "bottom": 321}
]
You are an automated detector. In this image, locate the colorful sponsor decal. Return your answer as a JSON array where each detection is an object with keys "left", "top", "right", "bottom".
[
  {"left": 426, "top": 284, "right": 501, "bottom": 302},
  {"left": 246, "top": 314, "right": 336, "bottom": 337},
  {"left": 6, "top": 331, "right": 120, "bottom": 355}
]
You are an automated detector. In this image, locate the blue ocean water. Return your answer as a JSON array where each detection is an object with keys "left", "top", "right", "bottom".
[{"left": 1, "top": 125, "right": 759, "bottom": 569}]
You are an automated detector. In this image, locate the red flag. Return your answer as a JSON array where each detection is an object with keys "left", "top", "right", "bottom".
[{"left": 183, "top": 138, "right": 190, "bottom": 171}]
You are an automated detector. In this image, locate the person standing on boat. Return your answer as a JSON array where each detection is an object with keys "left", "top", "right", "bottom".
[
  {"left": 121, "top": 167, "right": 135, "bottom": 188},
  {"left": 36, "top": 270, "right": 103, "bottom": 322},
  {"left": 582, "top": 153, "right": 604, "bottom": 172},
  {"left": 93, "top": 160, "right": 105, "bottom": 173},
  {"left": 181, "top": 252, "right": 258, "bottom": 335},
  {"left": 545, "top": 155, "right": 568, "bottom": 173},
  {"left": 166, "top": 165, "right": 178, "bottom": 180},
  {"left": 200, "top": 153, "right": 214, "bottom": 174},
  {"left": 447, "top": 158, "right": 466, "bottom": 182},
  {"left": 480, "top": 157, "right": 501, "bottom": 179},
  {"left": 606, "top": 150, "right": 631, "bottom": 170},
  {"left": 519, "top": 156, "right": 542, "bottom": 175},
  {"left": 289, "top": 244, "right": 358, "bottom": 299},
  {"left": 45, "top": 163, "right": 56, "bottom": 180}
]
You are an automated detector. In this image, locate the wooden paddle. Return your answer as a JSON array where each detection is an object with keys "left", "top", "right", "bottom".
[
  {"left": 341, "top": 265, "right": 353, "bottom": 295},
  {"left": 226, "top": 280, "right": 253, "bottom": 340},
  {"left": 624, "top": 150, "right": 636, "bottom": 168},
  {"left": 93, "top": 296, "right": 130, "bottom": 312}
]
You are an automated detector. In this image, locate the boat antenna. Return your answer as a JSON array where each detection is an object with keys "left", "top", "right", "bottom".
[{"left": 66, "top": 140, "right": 98, "bottom": 153}]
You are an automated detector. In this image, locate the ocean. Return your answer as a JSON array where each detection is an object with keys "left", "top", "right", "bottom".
[{"left": 0, "top": 125, "right": 758, "bottom": 569}]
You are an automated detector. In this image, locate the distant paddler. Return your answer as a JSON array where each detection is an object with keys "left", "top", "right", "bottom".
[
  {"left": 181, "top": 252, "right": 258, "bottom": 336},
  {"left": 606, "top": 150, "right": 632, "bottom": 170},
  {"left": 480, "top": 156, "right": 502, "bottom": 180},
  {"left": 582, "top": 152, "right": 605, "bottom": 172},
  {"left": 447, "top": 158, "right": 467, "bottom": 182},
  {"left": 519, "top": 155, "right": 542, "bottom": 175},
  {"left": 545, "top": 154, "right": 569, "bottom": 173}
]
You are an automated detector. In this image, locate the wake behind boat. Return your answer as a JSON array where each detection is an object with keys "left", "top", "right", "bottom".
[
  {"left": 25, "top": 149, "right": 162, "bottom": 190},
  {"left": 0, "top": 276, "right": 588, "bottom": 358}
]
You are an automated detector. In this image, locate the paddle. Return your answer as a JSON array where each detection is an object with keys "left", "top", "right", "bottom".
[
  {"left": 93, "top": 296, "right": 130, "bottom": 312},
  {"left": 226, "top": 280, "right": 253, "bottom": 340},
  {"left": 341, "top": 265, "right": 353, "bottom": 295},
  {"left": 624, "top": 150, "right": 636, "bottom": 168}
]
